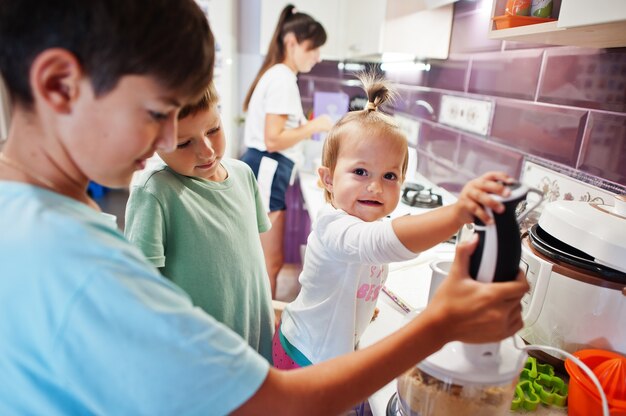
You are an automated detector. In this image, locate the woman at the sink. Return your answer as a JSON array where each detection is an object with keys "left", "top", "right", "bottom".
[{"left": 275, "top": 73, "right": 518, "bottom": 374}]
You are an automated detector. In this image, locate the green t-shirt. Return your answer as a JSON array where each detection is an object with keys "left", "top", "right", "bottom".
[{"left": 125, "top": 159, "right": 273, "bottom": 361}]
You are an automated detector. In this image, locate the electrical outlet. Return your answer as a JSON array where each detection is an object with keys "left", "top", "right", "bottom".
[
  {"left": 439, "top": 95, "right": 493, "bottom": 135},
  {"left": 393, "top": 114, "right": 420, "bottom": 146}
]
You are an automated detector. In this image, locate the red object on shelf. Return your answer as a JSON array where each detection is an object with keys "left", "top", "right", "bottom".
[{"left": 493, "top": 14, "right": 556, "bottom": 29}]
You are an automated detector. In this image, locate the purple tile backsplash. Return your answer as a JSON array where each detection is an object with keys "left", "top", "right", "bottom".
[
  {"left": 416, "top": 150, "right": 473, "bottom": 192},
  {"left": 579, "top": 112, "right": 626, "bottom": 184},
  {"left": 468, "top": 49, "right": 544, "bottom": 100},
  {"left": 296, "top": 0, "right": 626, "bottom": 191},
  {"left": 424, "top": 59, "right": 468, "bottom": 91},
  {"left": 458, "top": 133, "right": 524, "bottom": 178},
  {"left": 539, "top": 48, "right": 626, "bottom": 113},
  {"left": 398, "top": 89, "right": 442, "bottom": 121},
  {"left": 418, "top": 122, "right": 460, "bottom": 162},
  {"left": 490, "top": 99, "right": 587, "bottom": 167}
]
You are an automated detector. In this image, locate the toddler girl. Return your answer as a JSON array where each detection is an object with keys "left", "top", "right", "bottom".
[{"left": 275, "top": 73, "right": 512, "bottom": 369}]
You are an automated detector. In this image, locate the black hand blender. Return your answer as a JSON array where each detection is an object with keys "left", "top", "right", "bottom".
[{"left": 464, "top": 181, "right": 543, "bottom": 363}]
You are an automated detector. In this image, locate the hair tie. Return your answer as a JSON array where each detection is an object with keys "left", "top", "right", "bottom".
[
  {"left": 365, "top": 101, "right": 377, "bottom": 111},
  {"left": 292, "top": 7, "right": 298, "bottom": 14}
]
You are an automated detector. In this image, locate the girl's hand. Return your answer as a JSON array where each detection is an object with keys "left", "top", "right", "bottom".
[
  {"left": 454, "top": 171, "right": 512, "bottom": 225},
  {"left": 423, "top": 235, "right": 528, "bottom": 344}
]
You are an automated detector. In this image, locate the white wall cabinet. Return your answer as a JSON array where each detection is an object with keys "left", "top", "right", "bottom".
[
  {"left": 337, "top": 0, "right": 388, "bottom": 60},
  {"left": 488, "top": 0, "right": 626, "bottom": 48},
  {"left": 557, "top": 0, "right": 626, "bottom": 28},
  {"left": 259, "top": 0, "right": 453, "bottom": 61},
  {"left": 382, "top": 0, "right": 453, "bottom": 60}
]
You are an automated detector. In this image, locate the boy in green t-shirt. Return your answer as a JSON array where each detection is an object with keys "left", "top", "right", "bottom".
[{"left": 125, "top": 83, "right": 274, "bottom": 361}]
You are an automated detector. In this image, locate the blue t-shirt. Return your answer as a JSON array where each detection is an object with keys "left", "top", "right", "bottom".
[{"left": 0, "top": 182, "right": 269, "bottom": 415}]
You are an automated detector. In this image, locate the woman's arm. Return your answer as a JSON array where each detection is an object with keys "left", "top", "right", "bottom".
[
  {"left": 232, "top": 238, "right": 528, "bottom": 416},
  {"left": 264, "top": 113, "right": 333, "bottom": 153}
]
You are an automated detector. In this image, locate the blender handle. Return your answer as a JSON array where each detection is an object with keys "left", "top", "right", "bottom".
[{"left": 516, "top": 187, "right": 543, "bottom": 223}]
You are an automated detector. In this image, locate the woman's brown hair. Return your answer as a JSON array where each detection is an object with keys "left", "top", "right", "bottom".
[
  {"left": 321, "top": 72, "right": 409, "bottom": 202},
  {"left": 242, "top": 4, "right": 326, "bottom": 111}
]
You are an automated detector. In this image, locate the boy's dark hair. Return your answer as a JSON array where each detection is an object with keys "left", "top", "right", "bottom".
[
  {"left": 0, "top": 0, "right": 214, "bottom": 108},
  {"left": 243, "top": 4, "right": 326, "bottom": 111},
  {"left": 178, "top": 82, "right": 219, "bottom": 120}
]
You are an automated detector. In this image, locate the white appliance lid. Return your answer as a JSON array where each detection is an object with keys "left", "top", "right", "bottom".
[
  {"left": 418, "top": 336, "right": 526, "bottom": 385},
  {"left": 538, "top": 196, "right": 626, "bottom": 273}
]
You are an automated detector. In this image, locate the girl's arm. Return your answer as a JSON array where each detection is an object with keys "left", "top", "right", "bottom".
[
  {"left": 392, "top": 171, "right": 512, "bottom": 253},
  {"left": 232, "top": 238, "right": 528, "bottom": 416},
  {"left": 264, "top": 113, "right": 333, "bottom": 153}
]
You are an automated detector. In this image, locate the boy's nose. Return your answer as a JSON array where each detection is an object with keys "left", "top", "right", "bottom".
[
  {"left": 199, "top": 137, "right": 215, "bottom": 157},
  {"left": 155, "top": 116, "right": 177, "bottom": 153}
]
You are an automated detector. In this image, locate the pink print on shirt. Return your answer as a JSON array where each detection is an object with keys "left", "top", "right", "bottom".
[
  {"left": 356, "top": 283, "right": 381, "bottom": 301},
  {"left": 356, "top": 265, "right": 385, "bottom": 302}
]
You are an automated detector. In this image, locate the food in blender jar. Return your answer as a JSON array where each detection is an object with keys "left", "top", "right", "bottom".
[{"left": 397, "top": 367, "right": 516, "bottom": 416}]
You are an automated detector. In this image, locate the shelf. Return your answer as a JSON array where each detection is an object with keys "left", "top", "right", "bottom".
[
  {"left": 489, "top": 19, "right": 626, "bottom": 48},
  {"left": 488, "top": 0, "right": 626, "bottom": 48}
]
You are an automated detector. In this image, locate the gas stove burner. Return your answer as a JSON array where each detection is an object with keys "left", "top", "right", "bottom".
[{"left": 402, "top": 182, "right": 443, "bottom": 209}]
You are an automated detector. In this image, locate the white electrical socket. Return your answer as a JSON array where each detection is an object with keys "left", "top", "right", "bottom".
[
  {"left": 439, "top": 95, "right": 493, "bottom": 136},
  {"left": 393, "top": 114, "right": 420, "bottom": 146}
]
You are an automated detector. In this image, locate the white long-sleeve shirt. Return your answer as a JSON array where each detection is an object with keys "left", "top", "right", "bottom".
[{"left": 281, "top": 204, "right": 418, "bottom": 364}]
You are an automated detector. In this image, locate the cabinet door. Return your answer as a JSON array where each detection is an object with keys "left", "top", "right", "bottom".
[
  {"left": 382, "top": 1, "right": 453, "bottom": 60},
  {"left": 557, "top": 0, "right": 626, "bottom": 28},
  {"left": 259, "top": 0, "right": 341, "bottom": 59},
  {"left": 337, "top": 0, "right": 387, "bottom": 59}
]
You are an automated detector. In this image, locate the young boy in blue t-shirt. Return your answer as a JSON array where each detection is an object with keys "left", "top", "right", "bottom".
[{"left": 125, "top": 82, "right": 274, "bottom": 361}]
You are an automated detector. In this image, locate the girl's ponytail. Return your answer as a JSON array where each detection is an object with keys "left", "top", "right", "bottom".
[{"left": 358, "top": 72, "right": 396, "bottom": 113}]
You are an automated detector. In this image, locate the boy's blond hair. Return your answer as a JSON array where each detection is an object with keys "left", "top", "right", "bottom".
[
  {"left": 320, "top": 72, "right": 409, "bottom": 202},
  {"left": 178, "top": 82, "right": 220, "bottom": 120}
]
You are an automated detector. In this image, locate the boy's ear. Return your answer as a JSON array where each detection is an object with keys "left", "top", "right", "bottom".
[
  {"left": 318, "top": 166, "right": 333, "bottom": 193},
  {"left": 30, "top": 48, "right": 83, "bottom": 113}
]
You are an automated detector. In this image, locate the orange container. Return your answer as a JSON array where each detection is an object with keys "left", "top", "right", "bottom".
[
  {"left": 492, "top": 14, "right": 556, "bottom": 29},
  {"left": 505, "top": 0, "right": 532, "bottom": 16},
  {"left": 565, "top": 349, "right": 626, "bottom": 416}
]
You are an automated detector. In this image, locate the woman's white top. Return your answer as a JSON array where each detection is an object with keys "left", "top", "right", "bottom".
[
  {"left": 244, "top": 63, "right": 307, "bottom": 166},
  {"left": 281, "top": 204, "right": 418, "bottom": 365}
]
